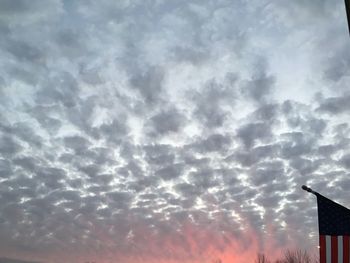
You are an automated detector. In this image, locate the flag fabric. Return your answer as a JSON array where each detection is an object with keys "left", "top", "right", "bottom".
[
  {"left": 346, "top": 0, "right": 350, "bottom": 34},
  {"left": 316, "top": 193, "right": 350, "bottom": 263}
]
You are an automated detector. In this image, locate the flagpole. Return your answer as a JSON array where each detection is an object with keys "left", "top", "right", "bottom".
[
  {"left": 301, "top": 185, "right": 317, "bottom": 195},
  {"left": 346, "top": 0, "right": 350, "bottom": 35}
]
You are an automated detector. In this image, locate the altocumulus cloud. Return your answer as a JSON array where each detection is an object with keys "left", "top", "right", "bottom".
[{"left": 0, "top": 0, "right": 349, "bottom": 263}]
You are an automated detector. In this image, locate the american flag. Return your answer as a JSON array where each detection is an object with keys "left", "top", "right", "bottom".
[{"left": 316, "top": 193, "right": 350, "bottom": 263}]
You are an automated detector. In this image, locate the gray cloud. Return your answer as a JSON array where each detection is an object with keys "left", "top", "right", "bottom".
[
  {"left": 130, "top": 66, "right": 165, "bottom": 105},
  {"left": 147, "top": 108, "right": 186, "bottom": 136},
  {"left": 340, "top": 154, "right": 350, "bottom": 169},
  {"left": 317, "top": 94, "right": 350, "bottom": 114},
  {"left": 155, "top": 163, "right": 185, "bottom": 181},
  {"left": 242, "top": 60, "right": 275, "bottom": 103},
  {"left": 5, "top": 41, "right": 43, "bottom": 63},
  {"left": 237, "top": 122, "right": 272, "bottom": 149},
  {"left": 250, "top": 160, "right": 285, "bottom": 186},
  {"left": 190, "top": 133, "right": 232, "bottom": 153},
  {"left": 323, "top": 42, "right": 350, "bottom": 83},
  {"left": 0, "top": 136, "right": 22, "bottom": 156},
  {"left": 229, "top": 144, "right": 280, "bottom": 167},
  {"left": 0, "top": 258, "right": 41, "bottom": 263},
  {"left": 280, "top": 132, "right": 315, "bottom": 159},
  {"left": 63, "top": 135, "right": 90, "bottom": 153},
  {"left": 192, "top": 76, "right": 237, "bottom": 128},
  {"left": 0, "top": 159, "right": 12, "bottom": 178}
]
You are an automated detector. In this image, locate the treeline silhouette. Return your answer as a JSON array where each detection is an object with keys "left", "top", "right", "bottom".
[
  {"left": 84, "top": 249, "right": 316, "bottom": 263},
  {"left": 255, "top": 249, "right": 318, "bottom": 263}
]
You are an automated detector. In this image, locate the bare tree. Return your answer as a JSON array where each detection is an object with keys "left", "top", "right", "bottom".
[
  {"left": 255, "top": 253, "right": 271, "bottom": 263},
  {"left": 282, "top": 249, "right": 312, "bottom": 263},
  {"left": 254, "top": 249, "right": 319, "bottom": 263}
]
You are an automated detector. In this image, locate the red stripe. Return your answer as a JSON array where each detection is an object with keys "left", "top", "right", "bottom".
[
  {"left": 344, "top": 236, "right": 350, "bottom": 263},
  {"left": 320, "top": 235, "right": 326, "bottom": 263},
  {"left": 332, "top": 236, "right": 338, "bottom": 263}
]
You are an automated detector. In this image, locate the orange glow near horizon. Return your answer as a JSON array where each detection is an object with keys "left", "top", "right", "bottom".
[
  {"left": 0, "top": 224, "right": 296, "bottom": 263},
  {"left": 0, "top": 219, "right": 311, "bottom": 263}
]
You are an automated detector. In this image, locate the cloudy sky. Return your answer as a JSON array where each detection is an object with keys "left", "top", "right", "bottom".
[{"left": 0, "top": 1, "right": 350, "bottom": 263}]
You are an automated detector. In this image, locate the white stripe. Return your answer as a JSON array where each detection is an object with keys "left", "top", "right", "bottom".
[
  {"left": 326, "top": 235, "right": 331, "bottom": 263},
  {"left": 339, "top": 236, "right": 343, "bottom": 263}
]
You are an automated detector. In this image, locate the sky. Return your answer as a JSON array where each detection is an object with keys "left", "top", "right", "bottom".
[{"left": 0, "top": 0, "right": 350, "bottom": 263}]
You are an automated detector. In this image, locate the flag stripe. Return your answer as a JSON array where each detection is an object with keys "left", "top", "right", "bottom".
[
  {"left": 338, "top": 236, "right": 343, "bottom": 263},
  {"left": 320, "top": 235, "right": 326, "bottom": 263},
  {"left": 348, "top": 235, "right": 350, "bottom": 263},
  {"left": 320, "top": 235, "right": 350, "bottom": 263},
  {"left": 332, "top": 236, "right": 338, "bottom": 263},
  {"left": 326, "top": 235, "right": 331, "bottom": 263},
  {"left": 344, "top": 236, "right": 349, "bottom": 263}
]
